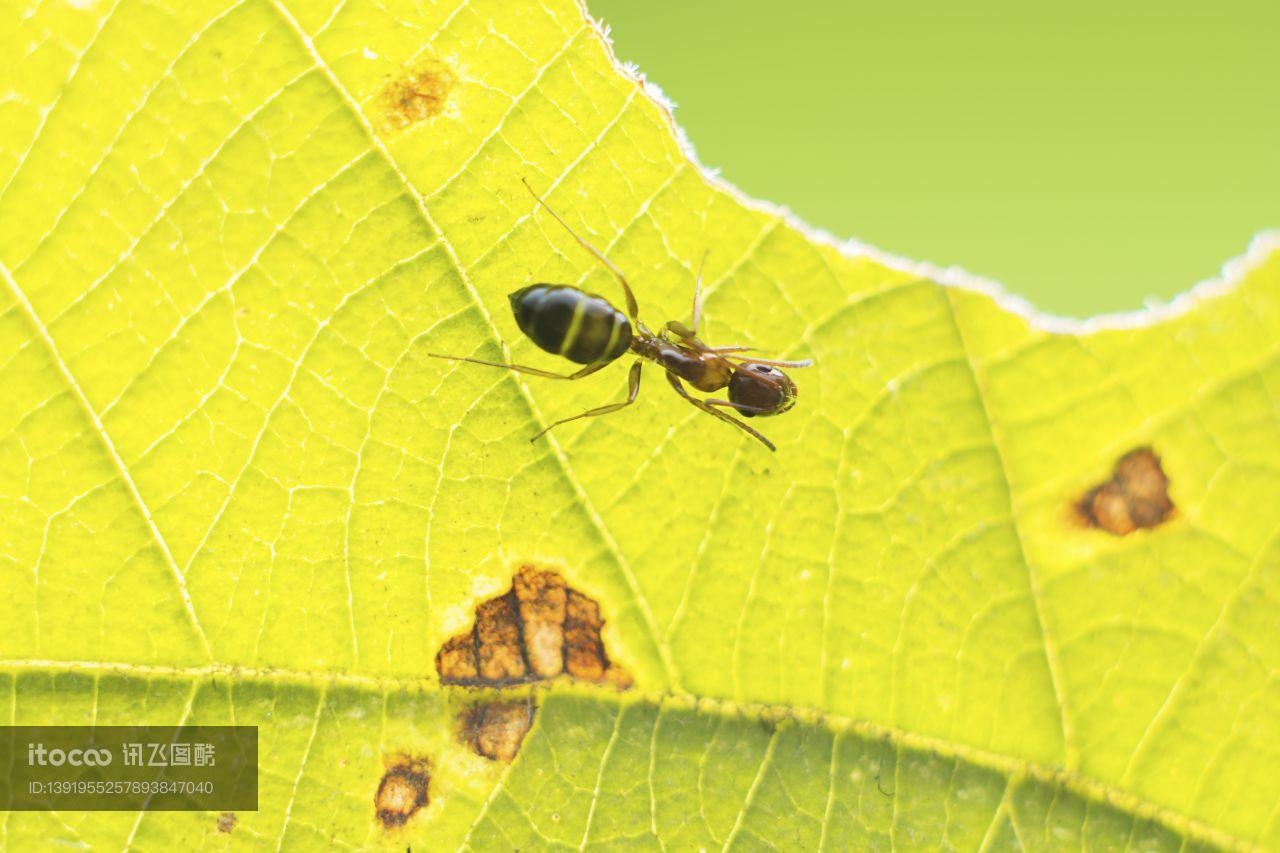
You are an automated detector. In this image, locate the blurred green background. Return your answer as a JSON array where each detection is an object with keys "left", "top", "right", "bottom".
[{"left": 588, "top": 0, "right": 1279, "bottom": 317}]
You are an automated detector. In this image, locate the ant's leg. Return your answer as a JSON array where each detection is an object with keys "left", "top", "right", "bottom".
[
  {"left": 691, "top": 250, "right": 708, "bottom": 333},
  {"left": 724, "top": 354, "right": 814, "bottom": 368},
  {"left": 664, "top": 320, "right": 698, "bottom": 341},
  {"left": 521, "top": 178, "right": 640, "bottom": 321},
  {"left": 428, "top": 352, "right": 608, "bottom": 381},
  {"left": 664, "top": 252, "right": 712, "bottom": 342},
  {"left": 531, "top": 360, "right": 643, "bottom": 442},
  {"left": 664, "top": 373, "right": 776, "bottom": 452},
  {"left": 705, "top": 398, "right": 771, "bottom": 416}
]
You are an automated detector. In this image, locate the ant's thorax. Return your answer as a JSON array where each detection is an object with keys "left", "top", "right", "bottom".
[{"left": 629, "top": 327, "right": 735, "bottom": 394}]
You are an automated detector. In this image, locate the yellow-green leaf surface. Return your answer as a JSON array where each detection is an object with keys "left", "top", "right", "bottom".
[{"left": 1, "top": 0, "right": 1277, "bottom": 849}]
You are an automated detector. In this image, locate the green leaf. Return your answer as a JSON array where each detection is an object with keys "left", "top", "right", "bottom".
[{"left": 1, "top": 0, "right": 1276, "bottom": 849}]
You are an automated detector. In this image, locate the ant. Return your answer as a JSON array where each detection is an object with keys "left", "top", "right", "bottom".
[{"left": 428, "top": 179, "right": 811, "bottom": 451}]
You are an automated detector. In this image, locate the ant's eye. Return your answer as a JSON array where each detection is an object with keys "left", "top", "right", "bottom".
[{"left": 752, "top": 364, "right": 776, "bottom": 374}]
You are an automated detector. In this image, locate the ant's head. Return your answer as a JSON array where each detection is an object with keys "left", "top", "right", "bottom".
[{"left": 728, "top": 362, "right": 799, "bottom": 417}]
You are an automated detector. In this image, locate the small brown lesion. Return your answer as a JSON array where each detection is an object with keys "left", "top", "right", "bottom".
[
  {"left": 436, "top": 565, "right": 631, "bottom": 688},
  {"left": 375, "top": 57, "right": 456, "bottom": 132},
  {"left": 215, "top": 811, "right": 237, "bottom": 833},
  {"left": 460, "top": 699, "right": 536, "bottom": 762},
  {"left": 1077, "top": 447, "right": 1175, "bottom": 535},
  {"left": 374, "top": 754, "right": 431, "bottom": 830}
]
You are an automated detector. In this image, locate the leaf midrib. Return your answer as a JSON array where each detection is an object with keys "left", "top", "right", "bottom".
[{"left": 0, "top": 658, "right": 1252, "bottom": 851}]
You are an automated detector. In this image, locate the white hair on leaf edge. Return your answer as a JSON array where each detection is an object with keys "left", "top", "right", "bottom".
[{"left": 583, "top": 7, "right": 1280, "bottom": 337}]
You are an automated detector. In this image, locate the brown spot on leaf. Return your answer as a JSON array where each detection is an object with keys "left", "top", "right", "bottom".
[
  {"left": 1078, "top": 447, "right": 1174, "bottom": 535},
  {"left": 460, "top": 699, "right": 536, "bottom": 762},
  {"left": 375, "top": 755, "right": 431, "bottom": 830},
  {"left": 376, "top": 58, "right": 455, "bottom": 132},
  {"left": 515, "top": 566, "right": 567, "bottom": 678},
  {"left": 216, "top": 811, "right": 237, "bottom": 833},
  {"left": 564, "top": 589, "right": 611, "bottom": 681},
  {"left": 436, "top": 566, "right": 631, "bottom": 688}
]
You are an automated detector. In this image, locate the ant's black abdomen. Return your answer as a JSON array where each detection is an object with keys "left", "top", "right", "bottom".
[{"left": 509, "top": 284, "right": 632, "bottom": 365}]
